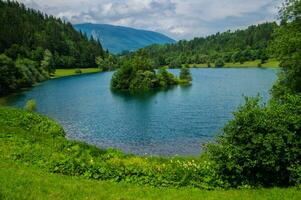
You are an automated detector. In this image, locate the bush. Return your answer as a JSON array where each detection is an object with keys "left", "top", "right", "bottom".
[
  {"left": 75, "top": 68, "right": 82, "bottom": 74},
  {"left": 215, "top": 59, "right": 224, "bottom": 68},
  {"left": 206, "top": 95, "right": 301, "bottom": 187},
  {"left": 25, "top": 99, "right": 37, "bottom": 112},
  {"left": 179, "top": 66, "right": 192, "bottom": 83},
  {"left": 111, "top": 58, "right": 180, "bottom": 93}
]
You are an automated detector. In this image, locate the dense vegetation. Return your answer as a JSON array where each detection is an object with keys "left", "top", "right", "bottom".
[
  {"left": 120, "top": 22, "right": 277, "bottom": 68},
  {"left": 111, "top": 55, "right": 192, "bottom": 93},
  {"left": 204, "top": 0, "right": 301, "bottom": 187},
  {"left": 0, "top": 0, "right": 300, "bottom": 197},
  {"left": 0, "top": 107, "right": 223, "bottom": 189},
  {"left": 0, "top": 0, "right": 104, "bottom": 96},
  {"left": 1, "top": 163, "right": 300, "bottom": 200}
]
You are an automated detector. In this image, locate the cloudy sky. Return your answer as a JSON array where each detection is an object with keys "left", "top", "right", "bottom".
[{"left": 18, "top": 0, "right": 282, "bottom": 40}]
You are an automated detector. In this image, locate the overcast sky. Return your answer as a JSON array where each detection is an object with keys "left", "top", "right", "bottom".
[{"left": 18, "top": 0, "right": 282, "bottom": 40}]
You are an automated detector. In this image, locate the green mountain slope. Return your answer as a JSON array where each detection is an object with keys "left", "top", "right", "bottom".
[{"left": 74, "top": 23, "right": 175, "bottom": 54}]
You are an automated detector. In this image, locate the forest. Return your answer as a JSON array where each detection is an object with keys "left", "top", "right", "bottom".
[
  {"left": 121, "top": 22, "right": 278, "bottom": 68},
  {"left": 0, "top": 0, "right": 104, "bottom": 96}
]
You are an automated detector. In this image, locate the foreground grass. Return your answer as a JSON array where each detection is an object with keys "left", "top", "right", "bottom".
[
  {"left": 1, "top": 107, "right": 300, "bottom": 199},
  {"left": 189, "top": 59, "right": 279, "bottom": 68},
  {"left": 52, "top": 68, "right": 101, "bottom": 78},
  {"left": 1, "top": 162, "right": 300, "bottom": 200}
]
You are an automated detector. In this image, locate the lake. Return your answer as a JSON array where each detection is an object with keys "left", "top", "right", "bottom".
[{"left": 7, "top": 68, "right": 277, "bottom": 156}]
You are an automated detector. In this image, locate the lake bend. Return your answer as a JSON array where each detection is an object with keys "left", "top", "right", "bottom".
[{"left": 7, "top": 68, "right": 277, "bottom": 156}]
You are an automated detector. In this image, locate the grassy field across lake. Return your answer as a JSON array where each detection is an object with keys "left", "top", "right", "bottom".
[
  {"left": 52, "top": 68, "right": 102, "bottom": 78},
  {"left": 189, "top": 59, "right": 279, "bottom": 68}
]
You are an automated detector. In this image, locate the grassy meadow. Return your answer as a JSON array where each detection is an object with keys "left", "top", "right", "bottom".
[
  {"left": 52, "top": 68, "right": 102, "bottom": 78},
  {"left": 189, "top": 59, "right": 279, "bottom": 68},
  {"left": 1, "top": 162, "right": 300, "bottom": 200}
]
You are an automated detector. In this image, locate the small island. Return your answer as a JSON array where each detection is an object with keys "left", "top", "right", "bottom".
[{"left": 111, "top": 56, "right": 192, "bottom": 93}]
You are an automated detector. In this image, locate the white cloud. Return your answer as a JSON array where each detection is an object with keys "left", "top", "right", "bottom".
[{"left": 18, "top": 0, "right": 282, "bottom": 40}]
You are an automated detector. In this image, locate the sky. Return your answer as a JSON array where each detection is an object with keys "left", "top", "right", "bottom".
[{"left": 18, "top": 0, "right": 282, "bottom": 40}]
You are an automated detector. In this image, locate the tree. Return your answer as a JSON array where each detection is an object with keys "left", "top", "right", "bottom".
[
  {"left": 179, "top": 66, "right": 192, "bottom": 82},
  {"left": 205, "top": 0, "right": 301, "bottom": 188},
  {"left": 206, "top": 95, "right": 301, "bottom": 187},
  {"left": 157, "top": 67, "right": 178, "bottom": 88},
  {"left": 271, "top": 0, "right": 301, "bottom": 97},
  {"left": 41, "top": 49, "right": 54, "bottom": 74},
  {"left": 215, "top": 58, "right": 225, "bottom": 67},
  {"left": 0, "top": 54, "right": 18, "bottom": 95}
]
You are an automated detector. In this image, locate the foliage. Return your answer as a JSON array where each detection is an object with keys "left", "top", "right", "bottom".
[
  {"left": 24, "top": 99, "right": 37, "bottom": 112},
  {"left": 202, "top": 1, "right": 301, "bottom": 189},
  {"left": 74, "top": 68, "right": 82, "bottom": 74},
  {"left": 271, "top": 0, "right": 301, "bottom": 97},
  {"left": 0, "top": 0, "right": 104, "bottom": 95},
  {"left": 95, "top": 54, "right": 118, "bottom": 71},
  {"left": 215, "top": 58, "right": 225, "bottom": 68},
  {"left": 111, "top": 57, "right": 180, "bottom": 93},
  {"left": 179, "top": 66, "right": 192, "bottom": 84},
  {"left": 1, "top": 163, "right": 300, "bottom": 200},
  {"left": 206, "top": 95, "right": 301, "bottom": 187},
  {"left": 122, "top": 22, "right": 278, "bottom": 68},
  {"left": 0, "top": 107, "right": 224, "bottom": 189},
  {"left": 0, "top": 54, "right": 18, "bottom": 94},
  {"left": 41, "top": 49, "right": 55, "bottom": 74}
]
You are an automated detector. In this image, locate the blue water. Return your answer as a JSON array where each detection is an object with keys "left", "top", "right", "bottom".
[{"left": 8, "top": 68, "right": 277, "bottom": 156}]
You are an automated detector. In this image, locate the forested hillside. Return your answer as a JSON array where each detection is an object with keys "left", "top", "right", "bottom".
[
  {"left": 74, "top": 23, "right": 175, "bottom": 54},
  {"left": 0, "top": 0, "right": 104, "bottom": 96},
  {"left": 130, "top": 22, "right": 278, "bottom": 68}
]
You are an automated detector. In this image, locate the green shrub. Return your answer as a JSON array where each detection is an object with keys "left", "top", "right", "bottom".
[
  {"left": 206, "top": 95, "right": 301, "bottom": 187},
  {"left": 179, "top": 66, "right": 192, "bottom": 83},
  {"left": 75, "top": 69, "right": 82, "bottom": 74},
  {"left": 215, "top": 59, "right": 224, "bottom": 68},
  {"left": 24, "top": 99, "right": 37, "bottom": 112}
]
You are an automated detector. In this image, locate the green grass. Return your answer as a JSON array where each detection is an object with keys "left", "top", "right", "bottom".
[
  {"left": 0, "top": 107, "right": 300, "bottom": 199},
  {"left": 52, "top": 68, "right": 101, "bottom": 78},
  {"left": 1, "top": 161, "right": 300, "bottom": 200},
  {"left": 189, "top": 59, "right": 279, "bottom": 68}
]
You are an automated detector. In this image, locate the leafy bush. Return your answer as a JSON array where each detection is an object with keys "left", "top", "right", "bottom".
[
  {"left": 179, "top": 66, "right": 192, "bottom": 84},
  {"left": 111, "top": 57, "right": 180, "bottom": 93},
  {"left": 205, "top": 95, "right": 301, "bottom": 187},
  {"left": 24, "top": 99, "right": 37, "bottom": 112},
  {"left": 215, "top": 58, "right": 225, "bottom": 68},
  {"left": 75, "top": 68, "right": 82, "bottom": 74}
]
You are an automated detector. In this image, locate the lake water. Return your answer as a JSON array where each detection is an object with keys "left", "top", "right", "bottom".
[{"left": 7, "top": 68, "right": 277, "bottom": 156}]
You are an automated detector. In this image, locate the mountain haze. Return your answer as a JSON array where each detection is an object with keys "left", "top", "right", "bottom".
[{"left": 74, "top": 23, "right": 175, "bottom": 54}]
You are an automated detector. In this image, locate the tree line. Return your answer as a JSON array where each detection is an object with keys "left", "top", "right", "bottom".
[
  {"left": 120, "top": 22, "right": 278, "bottom": 68},
  {"left": 0, "top": 0, "right": 104, "bottom": 95}
]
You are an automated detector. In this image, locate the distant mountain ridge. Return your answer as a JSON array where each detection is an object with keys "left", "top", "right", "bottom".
[{"left": 74, "top": 23, "right": 175, "bottom": 54}]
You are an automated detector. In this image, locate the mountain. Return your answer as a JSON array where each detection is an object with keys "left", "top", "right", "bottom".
[{"left": 74, "top": 23, "right": 175, "bottom": 54}]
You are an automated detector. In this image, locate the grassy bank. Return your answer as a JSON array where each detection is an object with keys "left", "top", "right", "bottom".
[
  {"left": 0, "top": 107, "right": 300, "bottom": 199},
  {"left": 52, "top": 68, "right": 102, "bottom": 78},
  {"left": 1, "top": 162, "right": 300, "bottom": 200},
  {"left": 189, "top": 59, "right": 279, "bottom": 68}
]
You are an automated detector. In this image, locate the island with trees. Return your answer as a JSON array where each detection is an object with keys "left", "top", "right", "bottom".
[{"left": 111, "top": 52, "right": 192, "bottom": 93}]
